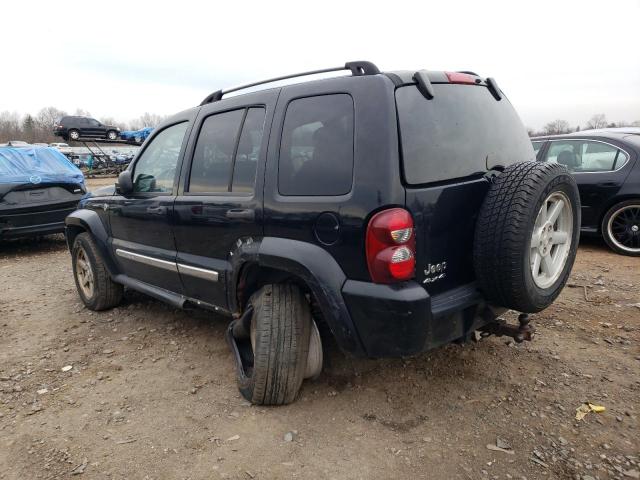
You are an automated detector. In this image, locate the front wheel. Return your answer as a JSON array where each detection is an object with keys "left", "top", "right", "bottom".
[
  {"left": 68, "top": 129, "right": 80, "bottom": 141},
  {"left": 72, "top": 233, "right": 123, "bottom": 310},
  {"left": 106, "top": 130, "right": 118, "bottom": 140},
  {"left": 602, "top": 200, "right": 640, "bottom": 256}
]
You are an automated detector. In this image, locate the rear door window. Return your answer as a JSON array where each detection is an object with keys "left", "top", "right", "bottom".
[
  {"left": 188, "top": 107, "right": 266, "bottom": 194},
  {"left": 396, "top": 84, "right": 535, "bottom": 184},
  {"left": 278, "top": 94, "right": 354, "bottom": 196},
  {"left": 232, "top": 108, "right": 266, "bottom": 194},
  {"left": 188, "top": 110, "right": 245, "bottom": 193},
  {"left": 544, "top": 140, "right": 628, "bottom": 172}
]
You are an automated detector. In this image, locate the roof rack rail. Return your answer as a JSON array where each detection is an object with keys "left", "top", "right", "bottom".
[{"left": 199, "top": 61, "right": 380, "bottom": 106}]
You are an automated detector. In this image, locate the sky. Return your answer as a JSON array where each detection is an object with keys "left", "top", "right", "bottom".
[{"left": 1, "top": 0, "right": 639, "bottom": 130}]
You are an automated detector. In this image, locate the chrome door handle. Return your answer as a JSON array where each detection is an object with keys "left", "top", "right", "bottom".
[
  {"left": 146, "top": 206, "right": 167, "bottom": 215},
  {"left": 225, "top": 209, "right": 255, "bottom": 220}
]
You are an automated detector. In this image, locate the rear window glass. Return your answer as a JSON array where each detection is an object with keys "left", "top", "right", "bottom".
[
  {"left": 278, "top": 94, "right": 354, "bottom": 196},
  {"left": 396, "top": 84, "right": 535, "bottom": 185}
]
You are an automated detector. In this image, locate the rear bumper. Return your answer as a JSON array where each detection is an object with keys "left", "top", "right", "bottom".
[
  {"left": 0, "top": 205, "right": 77, "bottom": 238},
  {"left": 342, "top": 280, "right": 490, "bottom": 357}
]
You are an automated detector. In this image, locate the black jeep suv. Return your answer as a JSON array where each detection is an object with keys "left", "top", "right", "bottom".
[
  {"left": 65, "top": 61, "right": 581, "bottom": 405},
  {"left": 54, "top": 116, "right": 121, "bottom": 142}
]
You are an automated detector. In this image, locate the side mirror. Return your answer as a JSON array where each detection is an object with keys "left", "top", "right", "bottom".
[{"left": 116, "top": 170, "right": 133, "bottom": 195}]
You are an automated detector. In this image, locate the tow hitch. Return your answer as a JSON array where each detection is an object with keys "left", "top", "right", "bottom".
[{"left": 480, "top": 313, "right": 535, "bottom": 343}]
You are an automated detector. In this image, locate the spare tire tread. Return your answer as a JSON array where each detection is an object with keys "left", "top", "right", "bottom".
[{"left": 474, "top": 161, "right": 580, "bottom": 312}]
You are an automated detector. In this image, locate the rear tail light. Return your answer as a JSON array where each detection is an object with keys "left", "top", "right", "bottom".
[
  {"left": 445, "top": 71, "right": 477, "bottom": 84},
  {"left": 366, "top": 208, "right": 416, "bottom": 283}
]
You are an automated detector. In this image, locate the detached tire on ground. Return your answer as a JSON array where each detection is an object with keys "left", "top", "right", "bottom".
[
  {"left": 473, "top": 162, "right": 580, "bottom": 313},
  {"left": 72, "top": 233, "right": 123, "bottom": 311},
  {"left": 238, "top": 284, "right": 311, "bottom": 405}
]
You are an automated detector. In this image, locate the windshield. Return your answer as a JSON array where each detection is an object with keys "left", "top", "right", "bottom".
[{"left": 396, "top": 84, "right": 535, "bottom": 185}]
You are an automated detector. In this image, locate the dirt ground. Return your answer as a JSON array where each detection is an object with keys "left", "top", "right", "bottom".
[{"left": 0, "top": 179, "right": 638, "bottom": 480}]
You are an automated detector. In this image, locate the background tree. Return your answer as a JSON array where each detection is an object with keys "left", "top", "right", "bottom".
[
  {"left": 129, "top": 112, "right": 167, "bottom": 130},
  {"left": 0, "top": 111, "right": 22, "bottom": 141},
  {"left": 22, "top": 115, "right": 36, "bottom": 143},
  {"left": 543, "top": 119, "right": 570, "bottom": 135},
  {"left": 586, "top": 114, "right": 608, "bottom": 130}
]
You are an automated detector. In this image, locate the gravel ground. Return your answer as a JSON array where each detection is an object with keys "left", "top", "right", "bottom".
[{"left": 0, "top": 179, "right": 638, "bottom": 480}]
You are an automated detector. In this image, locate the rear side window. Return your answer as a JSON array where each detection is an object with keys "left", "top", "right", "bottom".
[
  {"left": 278, "top": 94, "right": 354, "bottom": 196},
  {"left": 396, "top": 84, "right": 535, "bottom": 184},
  {"left": 544, "top": 140, "right": 629, "bottom": 172},
  {"left": 188, "top": 107, "right": 266, "bottom": 194}
]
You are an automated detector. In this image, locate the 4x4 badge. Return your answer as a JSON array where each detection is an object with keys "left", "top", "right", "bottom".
[{"left": 423, "top": 262, "right": 447, "bottom": 284}]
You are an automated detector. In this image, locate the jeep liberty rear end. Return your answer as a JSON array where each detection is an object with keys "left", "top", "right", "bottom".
[{"left": 66, "top": 62, "right": 580, "bottom": 405}]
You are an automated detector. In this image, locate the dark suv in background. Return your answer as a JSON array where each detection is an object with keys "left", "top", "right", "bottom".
[
  {"left": 533, "top": 128, "right": 640, "bottom": 256},
  {"left": 65, "top": 61, "right": 580, "bottom": 405},
  {"left": 54, "top": 116, "right": 120, "bottom": 141}
]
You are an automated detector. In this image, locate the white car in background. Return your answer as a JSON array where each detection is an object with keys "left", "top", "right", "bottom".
[{"left": 49, "top": 142, "right": 73, "bottom": 156}]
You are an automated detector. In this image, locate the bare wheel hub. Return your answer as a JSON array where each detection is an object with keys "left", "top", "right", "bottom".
[{"left": 75, "top": 247, "right": 95, "bottom": 298}]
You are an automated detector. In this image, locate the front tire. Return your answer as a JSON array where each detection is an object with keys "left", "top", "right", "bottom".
[
  {"left": 72, "top": 233, "right": 123, "bottom": 310},
  {"left": 106, "top": 130, "right": 118, "bottom": 141},
  {"left": 238, "top": 284, "right": 311, "bottom": 405},
  {"left": 68, "top": 129, "right": 80, "bottom": 141},
  {"left": 601, "top": 200, "right": 640, "bottom": 256}
]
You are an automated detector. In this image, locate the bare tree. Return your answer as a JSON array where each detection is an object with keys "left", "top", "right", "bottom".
[
  {"left": 0, "top": 111, "right": 23, "bottom": 142},
  {"left": 586, "top": 114, "right": 608, "bottom": 130},
  {"left": 543, "top": 119, "right": 570, "bottom": 135},
  {"left": 74, "top": 108, "right": 92, "bottom": 117},
  {"left": 35, "top": 107, "right": 68, "bottom": 143},
  {"left": 130, "top": 112, "right": 166, "bottom": 130},
  {"left": 99, "top": 116, "right": 127, "bottom": 130}
]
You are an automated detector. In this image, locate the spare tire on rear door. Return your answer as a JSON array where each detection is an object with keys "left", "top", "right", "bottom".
[{"left": 473, "top": 161, "right": 580, "bottom": 313}]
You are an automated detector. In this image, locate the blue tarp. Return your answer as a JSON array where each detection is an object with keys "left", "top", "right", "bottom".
[
  {"left": 120, "top": 127, "right": 154, "bottom": 141},
  {"left": 0, "top": 146, "right": 84, "bottom": 185}
]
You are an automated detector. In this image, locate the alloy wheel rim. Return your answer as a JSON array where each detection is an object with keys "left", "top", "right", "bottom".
[
  {"left": 70, "top": 131, "right": 79, "bottom": 140},
  {"left": 607, "top": 205, "right": 640, "bottom": 253},
  {"left": 529, "top": 192, "right": 573, "bottom": 289},
  {"left": 75, "top": 247, "right": 95, "bottom": 298}
]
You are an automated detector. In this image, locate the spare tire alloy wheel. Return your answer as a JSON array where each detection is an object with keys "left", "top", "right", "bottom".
[
  {"left": 529, "top": 192, "right": 573, "bottom": 289},
  {"left": 604, "top": 202, "right": 640, "bottom": 256},
  {"left": 474, "top": 161, "right": 581, "bottom": 313}
]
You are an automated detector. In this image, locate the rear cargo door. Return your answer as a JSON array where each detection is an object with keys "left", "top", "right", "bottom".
[{"left": 396, "top": 82, "right": 535, "bottom": 295}]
